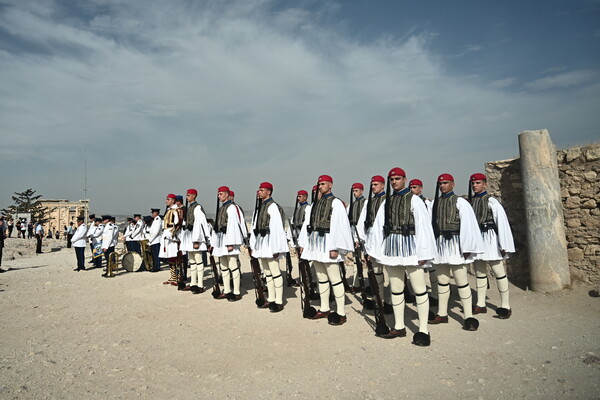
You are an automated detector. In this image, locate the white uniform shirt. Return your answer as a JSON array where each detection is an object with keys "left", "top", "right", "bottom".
[
  {"left": 102, "top": 223, "right": 118, "bottom": 249},
  {"left": 148, "top": 216, "right": 163, "bottom": 246},
  {"left": 71, "top": 224, "right": 88, "bottom": 248},
  {"left": 250, "top": 200, "right": 288, "bottom": 259},
  {"left": 298, "top": 196, "right": 353, "bottom": 263}
]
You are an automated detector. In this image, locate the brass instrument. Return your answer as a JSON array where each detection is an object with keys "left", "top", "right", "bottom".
[
  {"left": 105, "top": 242, "right": 128, "bottom": 278},
  {"left": 139, "top": 239, "right": 153, "bottom": 271}
]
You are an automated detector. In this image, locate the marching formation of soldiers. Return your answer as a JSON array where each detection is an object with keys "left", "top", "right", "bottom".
[{"left": 73, "top": 169, "right": 515, "bottom": 347}]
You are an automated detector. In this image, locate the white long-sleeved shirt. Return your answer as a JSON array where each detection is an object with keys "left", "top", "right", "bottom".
[{"left": 71, "top": 224, "right": 88, "bottom": 248}]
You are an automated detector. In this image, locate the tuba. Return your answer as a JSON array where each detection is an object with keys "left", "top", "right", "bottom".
[
  {"left": 105, "top": 242, "right": 128, "bottom": 277},
  {"left": 139, "top": 239, "right": 153, "bottom": 271}
]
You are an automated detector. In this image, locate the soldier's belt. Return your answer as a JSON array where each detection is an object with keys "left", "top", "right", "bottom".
[
  {"left": 307, "top": 226, "right": 329, "bottom": 236},
  {"left": 479, "top": 222, "right": 497, "bottom": 232},
  {"left": 384, "top": 225, "right": 416, "bottom": 236},
  {"left": 435, "top": 230, "right": 460, "bottom": 240},
  {"left": 253, "top": 228, "right": 270, "bottom": 237}
]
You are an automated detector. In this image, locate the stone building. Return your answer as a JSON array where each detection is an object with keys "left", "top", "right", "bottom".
[
  {"left": 485, "top": 141, "right": 599, "bottom": 287},
  {"left": 39, "top": 199, "right": 90, "bottom": 236}
]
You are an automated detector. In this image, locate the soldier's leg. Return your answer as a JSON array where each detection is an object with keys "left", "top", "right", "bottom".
[
  {"left": 451, "top": 264, "right": 474, "bottom": 319},
  {"left": 435, "top": 264, "right": 451, "bottom": 317},
  {"left": 265, "top": 258, "right": 283, "bottom": 305},
  {"left": 189, "top": 252, "right": 198, "bottom": 287},
  {"left": 313, "top": 261, "right": 330, "bottom": 313},
  {"left": 230, "top": 255, "right": 241, "bottom": 296},
  {"left": 490, "top": 259, "right": 510, "bottom": 311},
  {"left": 427, "top": 266, "right": 438, "bottom": 301},
  {"left": 325, "top": 261, "right": 346, "bottom": 316},
  {"left": 474, "top": 260, "right": 489, "bottom": 309},
  {"left": 386, "top": 265, "right": 406, "bottom": 330},
  {"left": 406, "top": 266, "right": 429, "bottom": 334},
  {"left": 219, "top": 255, "right": 232, "bottom": 294},
  {"left": 260, "top": 258, "right": 275, "bottom": 303}
]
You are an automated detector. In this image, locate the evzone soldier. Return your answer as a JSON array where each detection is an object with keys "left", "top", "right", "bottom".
[
  {"left": 181, "top": 189, "right": 211, "bottom": 294},
  {"left": 147, "top": 208, "right": 163, "bottom": 272},
  {"left": 409, "top": 178, "right": 438, "bottom": 306},
  {"left": 429, "top": 173, "right": 484, "bottom": 330},
  {"left": 298, "top": 175, "right": 353, "bottom": 325},
  {"left": 250, "top": 182, "right": 288, "bottom": 312},
  {"left": 101, "top": 215, "right": 118, "bottom": 277},
  {"left": 374, "top": 167, "right": 436, "bottom": 345},
  {"left": 357, "top": 175, "right": 391, "bottom": 311},
  {"left": 160, "top": 194, "right": 183, "bottom": 286},
  {"left": 86, "top": 217, "right": 104, "bottom": 270},
  {"left": 292, "top": 190, "right": 309, "bottom": 232},
  {"left": 211, "top": 186, "right": 244, "bottom": 301},
  {"left": 347, "top": 182, "right": 366, "bottom": 291},
  {"left": 469, "top": 173, "right": 515, "bottom": 319}
]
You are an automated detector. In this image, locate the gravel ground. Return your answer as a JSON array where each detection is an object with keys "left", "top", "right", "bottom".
[{"left": 0, "top": 238, "right": 599, "bottom": 399}]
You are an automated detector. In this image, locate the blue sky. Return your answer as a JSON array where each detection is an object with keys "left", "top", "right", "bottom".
[{"left": 0, "top": 0, "right": 598, "bottom": 215}]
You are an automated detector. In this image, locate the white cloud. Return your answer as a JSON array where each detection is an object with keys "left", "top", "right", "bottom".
[
  {"left": 0, "top": 0, "right": 599, "bottom": 213},
  {"left": 525, "top": 69, "right": 598, "bottom": 91}
]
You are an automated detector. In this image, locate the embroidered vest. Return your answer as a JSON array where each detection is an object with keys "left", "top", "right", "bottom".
[
  {"left": 309, "top": 194, "right": 336, "bottom": 234},
  {"left": 349, "top": 196, "right": 365, "bottom": 226},
  {"left": 471, "top": 192, "right": 496, "bottom": 232},
  {"left": 385, "top": 191, "right": 415, "bottom": 235},
  {"left": 364, "top": 193, "right": 385, "bottom": 230},
  {"left": 435, "top": 193, "right": 460, "bottom": 236},
  {"left": 216, "top": 202, "right": 233, "bottom": 233}
]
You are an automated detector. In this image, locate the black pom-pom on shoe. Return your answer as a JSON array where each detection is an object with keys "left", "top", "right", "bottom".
[
  {"left": 464, "top": 317, "right": 479, "bottom": 331},
  {"left": 413, "top": 332, "right": 431, "bottom": 347}
]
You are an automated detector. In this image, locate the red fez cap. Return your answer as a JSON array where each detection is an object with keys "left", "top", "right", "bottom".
[
  {"left": 470, "top": 173, "right": 487, "bottom": 181},
  {"left": 351, "top": 183, "right": 364, "bottom": 190},
  {"left": 187, "top": 189, "right": 197, "bottom": 195},
  {"left": 371, "top": 175, "right": 385, "bottom": 183},
  {"left": 229, "top": 191, "right": 235, "bottom": 197},
  {"left": 388, "top": 167, "right": 406, "bottom": 177},
  {"left": 297, "top": 190, "right": 308, "bottom": 196},
  {"left": 409, "top": 179, "right": 423, "bottom": 187},
  {"left": 318, "top": 174, "right": 333, "bottom": 183},
  {"left": 166, "top": 193, "right": 177, "bottom": 199},
  {"left": 217, "top": 186, "right": 230, "bottom": 193},
  {"left": 259, "top": 182, "right": 273, "bottom": 190},
  {"left": 438, "top": 173, "right": 454, "bottom": 182},
  {"left": 312, "top": 185, "right": 318, "bottom": 192}
]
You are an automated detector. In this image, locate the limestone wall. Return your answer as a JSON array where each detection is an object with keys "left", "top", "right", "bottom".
[{"left": 485, "top": 143, "right": 600, "bottom": 286}]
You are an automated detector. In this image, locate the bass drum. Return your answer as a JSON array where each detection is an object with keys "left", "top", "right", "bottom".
[{"left": 121, "top": 251, "right": 142, "bottom": 272}]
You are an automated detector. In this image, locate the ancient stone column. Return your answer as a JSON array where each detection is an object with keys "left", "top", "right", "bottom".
[{"left": 519, "top": 129, "right": 570, "bottom": 291}]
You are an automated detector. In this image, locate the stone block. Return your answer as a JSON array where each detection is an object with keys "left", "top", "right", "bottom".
[
  {"left": 582, "top": 199, "right": 597, "bottom": 209},
  {"left": 566, "top": 219, "right": 581, "bottom": 228},
  {"left": 565, "top": 197, "right": 581, "bottom": 209},
  {"left": 585, "top": 147, "right": 600, "bottom": 161},
  {"left": 583, "top": 171, "right": 597, "bottom": 181},
  {"left": 567, "top": 186, "right": 581, "bottom": 195},
  {"left": 567, "top": 248, "right": 584, "bottom": 262}
]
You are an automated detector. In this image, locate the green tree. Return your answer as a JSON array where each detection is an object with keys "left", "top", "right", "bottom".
[{"left": 1, "top": 188, "right": 49, "bottom": 223}]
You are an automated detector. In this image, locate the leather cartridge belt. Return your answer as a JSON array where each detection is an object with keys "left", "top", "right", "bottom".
[
  {"left": 435, "top": 229, "right": 460, "bottom": 240},
  {"left": 166, "top": 224, "right": 174, "bottom": 228},
  {"left": 186, "top": 226, "right": 193, "bottom": 231},
  {"left": 218, "top": 226, "right": 227, "bottom": 233},
  {"left": 253, "top": 228, "right": 270, "bottom": 237},
  {"left": 384, "top": 225, "right": 415, "bottom": 236},
  {"left": 479, "top": 222, "right": 497, "bottom": 232},
  {"left": 307, "top": 226, "right": 329, "bottom": 236}
]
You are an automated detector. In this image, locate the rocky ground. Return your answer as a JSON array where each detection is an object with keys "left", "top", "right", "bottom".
[{"left": 0, "top": 237, "right": 599, "bottom": 399}]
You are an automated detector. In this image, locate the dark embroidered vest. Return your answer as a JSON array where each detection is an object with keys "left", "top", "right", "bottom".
[
  {"left": 216, "top": 201, "right": 233, "bottom": 233},
  {"left": 293, "top": 202, "right": 308, "bottom": 230},
  {"left": 349, "top": 196, "right": 365, "bottom": 226},
  {"left": 254, "top": 198, "right": 285, "bottom": 236},
  {"left": 435, "top": 193, "right": 460, "bottom": 237},
  {"left": 364, "top": 192, "right": 385, "bottom": 230},
  {"left": 385, "top": 189, "right": 415, "bottom": 235},
  {"left": 308, "top": 194, "right": 336, "bottom": 235},
  {"left": 471, "top": 192, "right": 496, "bottom": 232}
]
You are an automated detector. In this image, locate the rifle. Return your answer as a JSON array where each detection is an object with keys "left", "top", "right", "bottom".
[
  {"left": 353, "top": 226, "right": 389, "bottom": 337},
  {"left": 288, "top": 220, "right": 317, "bottom": 319},
  {"left": 285, "top": 250, "right": 298, "bottom": 287},
  {"left": 246, "top": 197, "right": 268, "bottom": 307},
  {"left": 200, "top": 224, "right": 222, "bottom": 299},
  {"left": 352, "top": 244, "right": 374, "bottom": 310}
]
